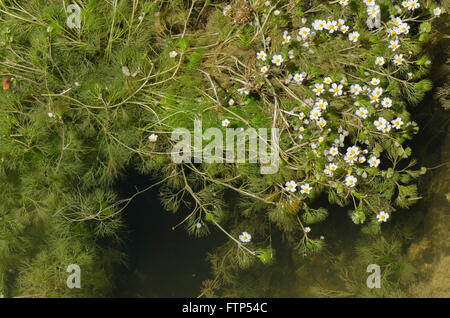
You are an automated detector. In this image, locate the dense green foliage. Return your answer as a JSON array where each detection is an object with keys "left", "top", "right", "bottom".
[{"left": 0, "top": 0, "right": 447, "bottom": 297}]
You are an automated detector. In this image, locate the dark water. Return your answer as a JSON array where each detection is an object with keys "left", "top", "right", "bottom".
[{"left": 115, "top": 172, "right": 224, "bottom": 297}]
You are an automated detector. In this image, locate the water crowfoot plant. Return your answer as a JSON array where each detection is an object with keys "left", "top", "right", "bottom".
[{"left": 0, "top": 0, "right": 446, "bottom": 297}]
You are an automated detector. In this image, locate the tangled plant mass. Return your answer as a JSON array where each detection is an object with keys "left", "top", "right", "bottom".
[{"left": 0, "top": 0, "right": 446, "bottom": 296}]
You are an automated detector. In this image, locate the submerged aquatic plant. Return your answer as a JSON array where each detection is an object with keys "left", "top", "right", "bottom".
[{"left": 0, "top": 0, "right": 446, "bottom": 297}]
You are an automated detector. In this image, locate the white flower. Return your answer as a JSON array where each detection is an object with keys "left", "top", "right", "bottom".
[
  {"left": 391, "top": 117, "right": 403, "bottom": 129},
  {"left": 274, "top": 10, "right": 281, "bottom": 16},
  {"left": 300, "top": 184, "right": 312, "bottom": 194},
  {"left": 238, "top": 87, "right": 249, "bottom": 95},
  {"left": 347, "top": 146, "right": 360, "bottom": 156},
  {"left": 364, "top": 0, "right": 376, "bottom": 6},
  {"left": 148, "top": 134, "right": 158, "bottom": 142},
  {"left": 329, "top": 83, "right": 343, "bottom": 96},
  {"left": 261, "top": 65, "right": 269, "bottom": 73},
  {"left": 323, "top": 77, "right": 332, "bottom": 85},
  {"left": 256, "top": 51, "right": 267, "bottom": 61},
  {"left": 285, "top": 180, "right": 297, "bottom": 192},
  {"left": 315, "top": 99, "right": 328, "bottom": 110},
  {"left": 339, "top": 0, "right": 349, "bottom": 6},
  {"left": 313, "top": 83, "right": 324, "bottom": 96},
  {"left": 293, "top": 72, "right": 306, "bottom": 83},
  {"left": 406, "top": 0, "right": 420, "bottom": 11},
  {"left": 381, "top": 123, "right": 392, "bottom": 133},
  {"left": 283, "top": 34, "right": 291, "bottom": 44},
  {"left": 375, "top": 56, "right": 385, "bottom": 66},
  {"left": 368, "top": 156, "right": 380, "bottom": 167},
  {"left": 345, "top": 175, "right": 357, "bottom": 187},
  {"left": 265, "top": 1, "right": 271, "bottom": 6},
  {"left": 169, "top": 51, "right": 178, "bottom": 58},
  {"left": 433, "top": 8, "right": 442, "bottom": 16},
  {"left": 48, "top": 112, "right": 54, "bottom": 118},
  {"left": 362, "top": 85, "right": 371, "bottom": 95},
  {"left": 374, "top": 117, "right": 387, "bottom": 131},
  {"left": 272, "top": 54, "right": 284, "bottom": 66},
  {"left": 304, "top": 227, "right": 311, "bottom": 233},
  {"left": 370, "top": 78, "right": 380, "bottom": 86},
  {"left": 398, "top": 22, "right": 410, "bottom": 34},
  {"left": 358, "top": 156, "right": 366, "bottom": 164},
  {"left": 348, "top": 31, "right": 360, "bottom": 42},
  {"left": 367, "top": 5, "right": 380, "bottom": 17},
  {"left": 356, "top": 107, "right": 368, "bottom": 119},
  {"left": 309, "top": 107, "right": 322, "bottom": 120},
  {"left": 350, "top": 84, "right": 362, "bottom": 95},
  {"left": 196, "top": 222, "right": 202, "bottom": 228},
  {"left": 239, "top": 231, "right": 252, "bottom": 243},
  {"left": 222, "top": 119, "right": 230, "bottom": 127},
  {"left": 392, "top": 17, "right": 402, "bottom": 27},
  {"left": 370, "top": 93, "right": 380, "bottom": 104},
  {"left": 228, "top": 99, "right": 235, "bottom": 106},
  {"left": 298, "top": 27, "right": 310, "bottom": 39},
  {"left": 389, "top": 39, "right": 400, "bottom": 51},
  {"left": 388, "top": 28, "right": 400, "bottom": 37},
  {"left": 329, "top": 147, "right": 339, "bottom": 156},
  {"left": 372, "top": 87, "right": 383, "bottom": 97},
  {"left": 393, "top": 54, "right": 404, "bottom": 65},
  {"left": 376, "top": 211, "right": 389, "bottom": 222},
  {"left": 317, "top": 118, "right": 327, "bottom": 128},
  {"left": 344, "top": 153, "right": 357, "bottom": 165},
  {"left": 381, "top": 97, "right": 392, "bottom": 108},
  {"left": 312, "top": 19, "right": 326, "bottom": 31},
  {"left": 299, "top": 112, "right": 306, "bottom": 120},
  {"left": 326, "top": 21, "right": 338, "bottom": 33},
  {"left": 340, "top": 25, "right": 349, "bottom": 33}
]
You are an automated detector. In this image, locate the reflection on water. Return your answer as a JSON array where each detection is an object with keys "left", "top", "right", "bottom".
[{"left": 116, "top": 172, "right": 224, "bottom": 298}]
